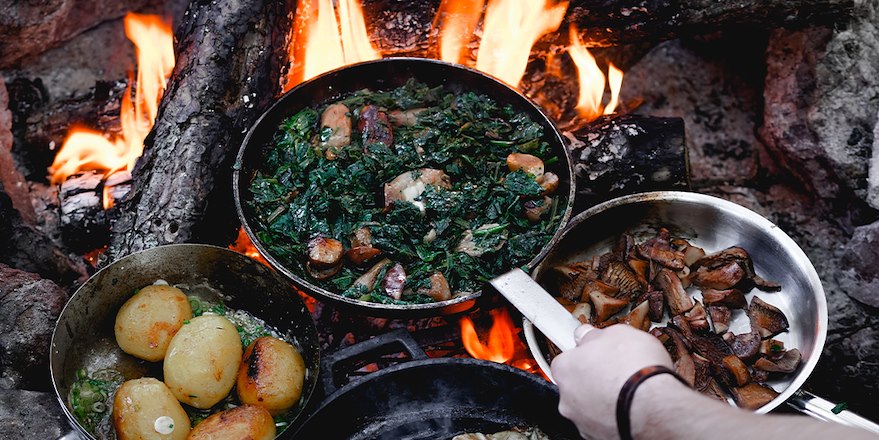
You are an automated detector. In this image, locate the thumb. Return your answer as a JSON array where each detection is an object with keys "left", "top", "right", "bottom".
[{"left": 574, "top": 323, "right": 596, "bottom": 345}]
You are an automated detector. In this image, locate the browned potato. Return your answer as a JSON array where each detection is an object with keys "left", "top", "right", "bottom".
[
  {"left": 506, "top": 153, "right": 544, "bottom": 178},
  {"left": 164, "top": 315, "right": 242, "bottom": 409},
  {"left": 115, "top": 285, "right": 192, "bottom": 362},
  {"left": 236, "top": 336, "right": 306, "bottom": 415},
  {"left": 187, "top": 405, "right": 275, "bottom": 440},
  {"left": 113, "top": 378, "right": 190, "bottom": 440}
]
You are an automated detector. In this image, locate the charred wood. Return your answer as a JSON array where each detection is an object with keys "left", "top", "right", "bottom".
[
  {"left": 57, "top": 171, "right": 131, "bottom": 253},
  {"left": 564, "top": 114, "right": 689, "bottom": 212},
  {"left": 106, "top": 0, "right": 295, "bottom": 261}
]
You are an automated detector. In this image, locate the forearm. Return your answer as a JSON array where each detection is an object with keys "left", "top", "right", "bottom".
[{"left": 632, "top": 376, "right": 877, "bottom": 440}]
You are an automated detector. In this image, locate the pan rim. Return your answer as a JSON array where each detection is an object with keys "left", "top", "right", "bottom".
[
  {"left": 232, "top": 57, "right": 575, "bottom": 314},
  {"left": 521, "top": 190, "right": 828, "bottom": 415}
]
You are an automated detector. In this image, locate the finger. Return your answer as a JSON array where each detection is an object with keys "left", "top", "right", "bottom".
[{"left": 574, "top": 323, "right": 598, "bottom": 345}]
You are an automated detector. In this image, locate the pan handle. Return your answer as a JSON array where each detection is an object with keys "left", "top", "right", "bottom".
[
  {"left": 787, "top": 390, "right": 879, "bottom": 435},
  {"left": 319, "top": 329, "right": 428, "bottom": 397}
]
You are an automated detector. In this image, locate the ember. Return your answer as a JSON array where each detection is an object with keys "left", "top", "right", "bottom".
[{"left": 461, "top": 307, "right": 543, "bottom": 375}]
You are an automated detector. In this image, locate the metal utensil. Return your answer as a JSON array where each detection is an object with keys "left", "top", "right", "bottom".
[{"left": 520, "top": 191, "right": 879, "bottom": 434}]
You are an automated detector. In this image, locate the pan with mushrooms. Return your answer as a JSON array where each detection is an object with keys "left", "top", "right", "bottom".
[
  {"left": 521, "top": 192, "right": 879, "bottom": 428},
  {"left": 235, "top": 58, "right": 574, "bottom": 317}
]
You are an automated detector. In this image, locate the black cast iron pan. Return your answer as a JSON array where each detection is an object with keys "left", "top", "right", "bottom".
[
  {"left": 49, "top": 244, "right": 320, "bottom": 439},
  {"left": 288, "top": 330, "right": 581, "bottom": 440},
  {"left": 233, "top": 57, "right": 575, "bottom": 318}
]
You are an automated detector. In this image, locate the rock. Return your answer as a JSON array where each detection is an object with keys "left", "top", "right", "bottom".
[
  {"left": 839, "top": 220, "right": 879, "bottom": 308},
  {"left": 761, "top": 1, "right": 879, "bottom": 206},
  {"left": 0, "top": 0, "right": 157, "bottom": 68},
  {"left": 0, "top": 75, "right": 36, "bottom": 224},
  {"left": 0, "top": 389, "right": 69, "bottom": 439},
  {"left": 0, "top": 264, "right": 68, "bottom": 390},
  {"left": 619, "top": 35, "right": 766, "bottom": 186}
]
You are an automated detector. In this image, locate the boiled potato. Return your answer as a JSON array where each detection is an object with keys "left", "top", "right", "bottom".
[
  {"left": 187, "top": 404, "right": 276, "bottom": 440},
  {"left": 236, "top": 336, "right": 306, "bottom": 415},
  {"left": 115, "top": 285, "right": 192, "bottom": 362},
  {"left": 163, "top": 315, "right": 242, "bottom": 408},
  {"left": 113, "top": 378, "right": 190, "bottom": 440}
]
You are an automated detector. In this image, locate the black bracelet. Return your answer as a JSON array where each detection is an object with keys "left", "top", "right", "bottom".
[{"left": 615, "top": 365, "right": 689, "bottom": 440}]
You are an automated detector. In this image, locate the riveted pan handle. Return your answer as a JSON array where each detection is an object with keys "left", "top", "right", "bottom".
[
  {"left": 319, "top": 329, "right": 428, "bottom": 397},
  {"left": 788, "top": 390, "right": 879, "bottom": 435}
]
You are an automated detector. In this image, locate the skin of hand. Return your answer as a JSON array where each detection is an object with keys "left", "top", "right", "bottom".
[{"left": 550, "top": 323, "right": 676, "bottom": 440}]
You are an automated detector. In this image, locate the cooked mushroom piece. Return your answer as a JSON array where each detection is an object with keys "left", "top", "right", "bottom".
[
  {"left": 382, "top": 263, "right": 407, "bottom": 300},
  {"left": 729, "top": 383, "right": 779, "bottom": 410},
  {"left": 654, "top": 269, "right": 695, "bottom": 316},
  {"left": 684, "top": 300, "right": 710, "bottom": 332},
  {"left": 456, "top": 224, "right": 508, "bottom": 257},
  {"left": 760, "top": 339, "right": 786, "bottom": 360},
  {"left": 602, "top": 261, "right": 643, "bottom": 298},
  {"left": 722, "top": 355, "right": 752, "bottom": 386},
  {"left": 353, "top": 259, "right": 391, "bottom": 291},
  {"left": 358, "top": 105, "right": 394, "bottom": 147},
  {"left": 754, "top": 348, "right": 802, "bottom": 373},
  {"left": 320, "top": 103, "right": 352, "bottom": 159},
  {"left": 706, "top": 304, "right": 731, "bottom": 334},
  {"left": 624, "top": 300, "right": 651, "bottom": 331},
  {"left": 523, "top": 196, "right": 553, "bottom": 223},
  {"left": 307, "top": 236, "right": 344, "bottom": 268},
  {"left": 506, "top": 153, "right": 544, "bottom": 178},
  {"left": 730, "top": 326, "right": 762, "bottom": 362},
  {"left": 681, "top": 243, "right": 707, "bottom": 267},
  {"left": 387, "top": 108, "right": 426, "bottom": 127},
  {"left": 350, "top": 227, "right": 372, "bottom": 248},
  {"left": 551, "top": 262, "right": 597, "bottom": 302},
  {"left": 345, "top": 246, "right": 381, "bottom": 267},
  {"left": 749, "top": 297, "right": 790, "bottom": 338},
  {"left": 556, "top": 297, "right": 577, "bottom": 312},
  {"left": 702, "top": 377, "right": 729, "bottom": 402},
  {"left": 692, "top": 354, "right": 712, "bottom": 392},
  {"left": 580, "top": 279, "right": 620, "bottom": 302},
  {"left": 589, "top": 290, "right": 629, "bottom": 323},
  {"left": 383, "top": 168, "right": 452, "bottom": 210},
  {"left": 636, "top": 228, "right": 685, "bottom": 270},
  {"left": 635, "top": 290, "right": 665, "bottom": 322},
  {"left": 423, "top": 272, "right": 451, "bottom": 302},
  {"left": 571, "top": 302, "right": 592, "bottom": 324},
  {"left": 536, "top": 172, "right": 559, "bottom": 195},
  {"left": 700, "top": 288, "right": 747, "bottom": 309},
  {"left": 661, "top": 327, "right": 696, "bottom": 386},
  {"left": 672, "top": 315, "right": 733, "bottom": 366},
  {"left": 691, "top": 261, "right": 745, "bottom": 290},
  {"left": 306, "top": 261, "right": 342, "bottom": 280}
]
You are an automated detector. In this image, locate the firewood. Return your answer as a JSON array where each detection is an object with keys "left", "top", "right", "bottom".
[
  {"left": 565, "top": 114, "right": 688, "bottom": 211},
  {"left": 105, "top": 0, "right": 296, "bottom": 262}
]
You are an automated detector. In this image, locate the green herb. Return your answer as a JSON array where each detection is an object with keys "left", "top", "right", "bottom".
[
  {"left": 770, "top": 344, "right": 783, "bottom": 353},
  {"left": 69, "top": 369, "right": 124, "bottom": 433},
  {"left": 247, "top": 80, "right": 565, "bottom": 304},
  {"left": 832, "top": 402, "right": 848, "bottom": 414}
]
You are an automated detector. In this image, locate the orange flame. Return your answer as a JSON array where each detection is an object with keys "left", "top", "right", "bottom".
[
  {"left": 229, "top": 226, "right": 269, "bottom": 267},
  {"left": 286, "top": 0, "right": 381, "bottom": 90},
  {"left": 475, "top": 0, "right": 568, "bottom": 87},
  {"left": 50, "top": 13, "right": 174, "bottom": 209},
  {"left": 461, "top": 308, "right": 517, "bottom": 363},
  {"left": 436, "top": 0, "right": 486, "bottom": 64},
  {"left": 568, "top": 24, "right": 624, "bottom": 121}
]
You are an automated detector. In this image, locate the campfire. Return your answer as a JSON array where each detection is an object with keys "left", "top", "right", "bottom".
[{"left": 2, "top": 0, "right": 879, "bottom": 434}]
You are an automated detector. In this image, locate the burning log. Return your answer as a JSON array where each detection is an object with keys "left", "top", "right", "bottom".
[
  {"left": 57, "top": 171, "right": 131, "bottom": 253},
  {"left": 564, "top": 114, "right": 688, "bottom": 211},
  {"left": 105, "top": 0, "right": 295, "bottom": 261}
]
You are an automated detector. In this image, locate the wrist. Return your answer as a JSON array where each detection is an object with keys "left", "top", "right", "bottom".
[{"left": 628, "top": 373, "right": 692, "bottom": 440}]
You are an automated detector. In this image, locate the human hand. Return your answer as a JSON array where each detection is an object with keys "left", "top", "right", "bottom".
[{"left": 550, "top": 324, "right": 676, "bottom": 440}]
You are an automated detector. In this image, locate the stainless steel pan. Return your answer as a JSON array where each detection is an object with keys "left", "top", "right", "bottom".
[
  {"left": 492, "top": 191, "right": 878, "bottom": 433},
  {"left": 49, "top": 244, "right": 320, "bottom": 439}
]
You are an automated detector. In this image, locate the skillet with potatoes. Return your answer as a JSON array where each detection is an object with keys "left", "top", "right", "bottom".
[{"left": 50, "top": 244, "right": 320, "bottom": 440}]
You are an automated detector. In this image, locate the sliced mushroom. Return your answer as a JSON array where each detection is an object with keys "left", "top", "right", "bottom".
[
  {"left": 358, "top": 105, "right": 393, "bottom": 147},
  {"left": 751, "top": 368, "right": 770, "bottom": 384},
  {"left": 589, "top": 290, "right": 629, "bottom": 323},
  {"left": 552, "top": 262, "right": 598, "bottom": 302},
  {"left": 636, "top": 228, "right": 685, "bottom": 270},
  {"left": 506, "top": 153, "right": 545, "bottom": 179},
  {"left": 722, "top": 355, "right": 751, "bottom": 386},
  {"left": 673, "top": 315, "right": 733, "bottom": 366},
  {"left": 760, "top": 339, "right": 786, "bottom": 360},
  {"left": 383, "top": 168, "right": 451, "bottom": 210},
  {"left": 751, "top": 274, "right": 782, "bottom": 292},
  {"left": 306, "top": 261, "right": 342, "bottom": 280},
  {"left": 634, "top": 290, "right": 665, "bottom": 322},
  {"left": 662, "top": 327, "right": 696, "bottom": 386},
  {"left": 353, "top": 259, "right": 391, "bottom": 291},
  {"left": 702, "top": 377, "right": 729, "bottom": 402},
  {"left": 350, "top": 227, "right": 372, "bottom": 248},
  {"left": 387, "top": 108, "right": 426, "bottom": 127},
  {"left": 456, "top": 224, "right": 508, "bottom": 258},
  {"left": 693, "top": 354, "right": 712, "bottom": 392},
  {"left": 423, "top": 272, "right": 451, "bottom": 302},
  {"left": 754, "top": 348, "right": 801, "bottom": 373},
  {"left": 706, "top": 304, "right": 731, "bottom": 334},
  {"left": 684, "top": 300, "right": 710, "bottom": 332},
  {"left": 320, "top": 103, "right": 352, "bottom": 159},
  {"left": 654, "top": 268, "right": 695, "bottom": 316},
  {"left": 345, "top": 246, "right": 381, "bottom": 267},
  {"left": 381, "top": 263, "right": 407, "bottom": 300},
  {"left": 681, "top": 243, "right": 707, "bottom": 267},
  {"left": 692, "top": 261, "right": 745, "bottom": 290},
  {"left": 701, "top": 288, "right": 747, "bottom": 309},
  {"left": 729, "top": 383, "right": 779, "bottom": 410},
  {"left": 523, "top": 196, "right": 553, "bottom": 223},
  {"left": 571, "top": 303, "right": 592, "bottom": 324},
  {"left": 307, "top": 236, "right": 344, "bottom": 269},
  {"left": 556, "top": 297, "right": 577, "bottom": 312},
  {"left": 601, "top": 261, "right": 644, "bottom": 298},
  {"left": 627, "top": 258, "right": 650, "bottom": 288},
  {"left": 749, "top": 297, "right": 790, "bottom": 338},
  {"left": 580, "top": 279, "right": 620, "bottom": 302},
  {"left": 624, "top": 300, "right": 651, "bottom": 331},
  {"left": 730, "top": 326, "right": 761, "bottom": 362},
  {"left": 535, "top": 172, "right": 559, "bottom": 195}
]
